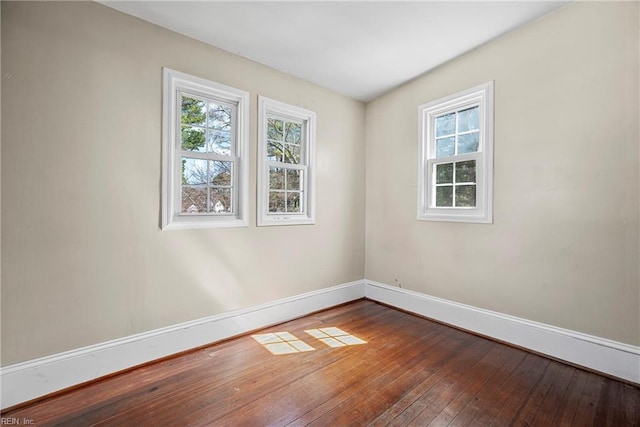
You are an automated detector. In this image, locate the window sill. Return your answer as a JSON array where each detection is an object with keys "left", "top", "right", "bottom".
[
  {"left": 257, "top": 216, "right": 315, "bottom": 227},
  {"left": 417, "top": 211, "right": 492, "bottom": 224},
  {"left": 162, "top": 217, "right": 249, "bottom": 230}
]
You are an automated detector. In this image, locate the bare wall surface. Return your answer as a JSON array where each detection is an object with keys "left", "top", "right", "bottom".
[
  {"left": 1, "top": 1, "right": 366, "bottom": 365},
  {"left": 365, "top": 1, "right": 639, "bottom": 346}
]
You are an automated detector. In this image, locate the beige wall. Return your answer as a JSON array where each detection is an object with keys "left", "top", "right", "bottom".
[
  {"left": 0, "top": 1, "right": 366, "bottom": 365},
  {"left": 366, "top": 2, "right": 640, "bottom": 345}
]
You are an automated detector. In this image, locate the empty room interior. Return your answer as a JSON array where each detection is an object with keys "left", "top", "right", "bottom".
[{"left": 1, "top": 0, "right": 639, "bottom": 425}]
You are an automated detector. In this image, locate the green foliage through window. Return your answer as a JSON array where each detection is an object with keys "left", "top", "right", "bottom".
[
  {"left": 434, "top": 160, "right": 477, "bottom": 208},
  {"left": 179, "top": 94, "right": 234, "bottom": 214}
]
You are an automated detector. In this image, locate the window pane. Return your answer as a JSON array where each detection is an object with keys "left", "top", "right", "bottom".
[
  {"left": 207, "top": 130, "right": 231, "bottom": 155},
  {"left": 210, "top": 161, "right": 232, "bottom": 186},
  {"left": 181, "top": 96, "right": 206, "bottom": 126},
  {"left": 455, "top": 185, "right": 476, "bottom": 207},
  {"left": 455, "top": 160, "right": 476, "bottom": 183},
  {"left": 207, "top": 103, "right": 232, "bottom": 131},
  {"left": 182, "top": 158, "right": 208, "bottom": 185},
  {"left": 287, "top": 192, "right": 301, "bottom": 212},
  {"left": 435, "top": 113, "right": 455, "bottom": 137},
  {"left": 436, "top": 163, "right": 453, "bottom": 184},
  {"left": 181, "top": 126, "right": 206, "bottom": 152},
  {"left": 436, "top": 137, "right": 455, "bottom": 158},
  {"left": 457, "top": 131, "right": 479, "bottom": 154},
  {"left": 181, "top": 185, "right": 208, "bottom": 213},
  {"left": 267, "top": 118, "right": 284, "bottom": 141},
  {"left": 210, "top": 187, "right": 232, "bottom": 213},
  {"left": 436, "top": 186, "right": 453, "bottom": 207},
  {"left": 458, "top": 106, "right": 479, "bottom": 132},
  {"left": 267, "top": 141, "right": 283, "bottom": 161},
  {"left": 269, "top": 167, "right": 285, "bottom": 190},
  {"left": 286, "top": 169, "right": 301, "bottom": 190},
  {"left": 283, "top": 143, "right": 301, "bottom": 164},
  {"left": 285, "top": 122, "right": 302, "bottom": 144},
  {"left": 269, "top": 191, "right": 285, "bottom": 213}
]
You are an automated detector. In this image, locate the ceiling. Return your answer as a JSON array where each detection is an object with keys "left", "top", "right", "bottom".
[{"left": 100, "top": 1, "right": 569, "bottom": 102}]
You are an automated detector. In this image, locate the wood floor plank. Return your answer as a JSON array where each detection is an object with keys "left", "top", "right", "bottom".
[
  {"left": 528, "top": 363, "right": 576, "bottom": 426},
  {"left": 467, "top": 352, "right": 545, "bottom": 426},
  {"left": 374, "top": 337, "right": 496, "bottom": 426},
  {"left": 509, "top": 361, "right": 564, "bottom": 425},
  {"left": 3, "top": 299, "right": 638, "bottom": 427},
  {"left": 623, "top": 382, "right": 640, "bottom": 426},
  {"left": 190, "top": 308, "right": 415, "bottom": 426},
  {"left": 286, "top": 315, "right": 459, "bottom": 426},
  {"left": 303, "top": 329, "right": 476, "bottom": 427},
  {"left": 403, "top": 343, "right": 508, "bottom": 426},
  {"left": 358, "top": 329, "right": 483, "bottom": 427},
  {"left": 571, "top": 372, "right": 606, "bottom": 426},
  {"left": 438, "top": 347, "right": 528, "bottom": 426},
  {"left": 594, "top": 379, "right": 640, "bottom": 427},
  {"left": 549, "top": 368, "right": 590, "bottom": 426}
]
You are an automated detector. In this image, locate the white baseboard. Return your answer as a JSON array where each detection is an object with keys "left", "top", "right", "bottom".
[
  {"left": 364, "top": 279, "right": 640, "bottom": 384},
  {"left": 3, "top": 278, "right": 638, "bottom": 410},
  {"left": 0, "top": 280, "right": 365, "bottom": 410}
]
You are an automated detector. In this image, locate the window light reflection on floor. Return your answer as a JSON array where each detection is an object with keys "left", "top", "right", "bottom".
[
  {"left": 251, "top": 332, "right": 315, "bottom": 355},
  {"left": 304, "top": 327, "right": 367, "bottom": 348}
]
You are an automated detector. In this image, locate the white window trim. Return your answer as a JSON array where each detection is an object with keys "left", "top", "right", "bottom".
[
  {"left": 162, "top": 68, "right": 249, "bottom": 230},
  {"left": 417, "top": 81, "right": 494, "bottom": 224},
  {"left": 257, "top": 96, "right": 316, "bottom": 226}
]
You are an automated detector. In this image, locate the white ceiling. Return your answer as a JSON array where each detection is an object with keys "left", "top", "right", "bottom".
[{"left": 101, "top": 1, "right": 569, "bottom": 102}]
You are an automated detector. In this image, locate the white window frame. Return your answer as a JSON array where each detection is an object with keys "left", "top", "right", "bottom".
[
  {"left": 417, "top": 81, "right": 494, "bottom": 224},
  {"left": 162, "top": 68, "right": 249, "bottom": 230},
  {"left": 257, "top": 96, "right": 316, "bottom": 226}
]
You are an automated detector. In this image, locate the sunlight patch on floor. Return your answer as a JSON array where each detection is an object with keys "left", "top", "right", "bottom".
[
  {"left": 304, "top": 327, "right": 367, "bottom": 347},
  {"left": 252, "top": 328, "right": 366, "bottom": 355},
  {"left": 251, "top": 332, "right": 315, "bottom": 355}
]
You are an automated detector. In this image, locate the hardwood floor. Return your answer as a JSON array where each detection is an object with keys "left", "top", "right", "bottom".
[{"left": 3, "top": 300, "right": 639, "bottom": 426}]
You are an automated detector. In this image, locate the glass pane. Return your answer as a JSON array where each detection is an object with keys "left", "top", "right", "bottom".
[
  {"left": 436, "top": 137, "right": 455, "bottom": 158},
  {"left": 435, "top": 113, "right": 455, "bottom": 137},
  {"left": 267, "top": 141, "right": 283, "bottom": 162},
  {"left": 210, "top": 187, "right": 232, "bottom": 213},
  {"left": 182, "top": 158, "right": 208, "bottom": 185},
  {"left": 181, "top": 185, "right": 208, "bottom": 214},
  {"left": 207, "top": 103, "right": 232, "bottom": 131},
  {"left": 210, "top": 161, "right": 232, "bottom": 186},
  {"left": 436, "top": 186, "right": 453, "bottom": 207},
  {"left": 287, "top": 192, "right": 301, "bottom": 212},
  {"left": 457, "top": 131, "right": 479, "bottom": 154},
  {"left": 283, "top": 144, "right": 301, "bottom": 164},
  {"left": 285, "top": 122, "right": 302, "bottom": 144},
  {"left": 267, "top": 118, "right": 284, "bottom": 141},
  {"left": 436, "top": 163, "right": 453, "bottom": 184},
  {"left": 455, "top": 160, "right": 476, "bottom": 183},
  {"left": 458, "top": 106, "right": 479, "bottom": 132},
  {"left": 286, "top": 169, "right": 301, "bottom": 190},
  {"left": 181, "top": 96, "right": 206, "bottom": 126},
  {"left": 455, "top": 185, "right": 476, "bottom": 207},
  {"left": 269, "top": 167, "right": 285, "bottom": 190},
  {"left": 207, "top": 130, "right": 231, "bottom": 155},
  {"left": 181, "top": 126, "right": 206, "bottom": 152},
  {"left": 269, "top": 191, "right": 285, "bottom": 213}
]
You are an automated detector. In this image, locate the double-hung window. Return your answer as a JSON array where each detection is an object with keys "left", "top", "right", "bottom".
[
  {"left": 257, "top": 96, "right": 316, "bottom": 226},
  {"left": 162, "top": 68, "right": 249, "bottom": 229},
  {"left": 418, "top": 81, "right": 494, "bottom": 223}
]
